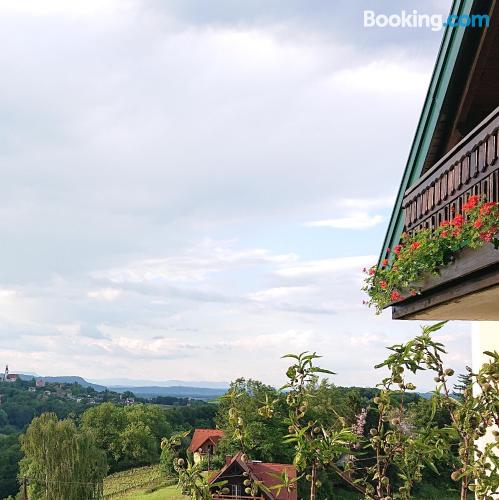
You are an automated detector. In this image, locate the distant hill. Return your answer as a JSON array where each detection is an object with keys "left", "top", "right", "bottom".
[
  {"left": 93, "top": 377, "right": 229, "bottom": 389},
  {"left": 15, "top": 373, "right": 227, "bottom": 399},
  {"left": 18, "top": 374, "right": 106, "bottom": 392},
  {"left": 110, "top": 385, "right": 226, "bottom": 399}
]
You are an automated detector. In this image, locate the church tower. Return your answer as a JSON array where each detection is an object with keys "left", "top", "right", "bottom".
[{"left": 3, "top": 365, "right": 8, "bottom": 382}]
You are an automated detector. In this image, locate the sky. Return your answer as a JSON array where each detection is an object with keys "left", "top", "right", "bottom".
[{"left": 0, "top": 0, "right": 472, "bottom": 389}]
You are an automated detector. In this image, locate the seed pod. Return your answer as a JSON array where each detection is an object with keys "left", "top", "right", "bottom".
[{"left": 445, "top": 368, "right": 454, "bottom": 376}]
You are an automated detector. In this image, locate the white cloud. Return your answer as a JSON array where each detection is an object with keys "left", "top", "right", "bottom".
[
  {"left": 275, "top": 256, "right": 375, "bottom": 278},
  {"left": 87, "top": 288, "right": 123, "bottom": 301},
  {"left": 305, "top": 212, "right": 383, "bottom": 229},
  {"left": 331, "top": 60, "right": 430, "bottom": 94}
]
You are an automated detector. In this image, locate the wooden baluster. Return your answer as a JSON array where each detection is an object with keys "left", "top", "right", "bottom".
[
  {"left": 479, "top": 140, "right": 487, "bottom": 172},
  {"left": 470, "top": 148, "right": 478, "bottom": 178},
  {"left": 462, "top": 155, "right": 470, "bottom": 184},
  {"left": 441, "top": 172, "right": 448, "bottom": 200},
  {"left": 457, "top": 161, "right": 462, "bottom": 189}
]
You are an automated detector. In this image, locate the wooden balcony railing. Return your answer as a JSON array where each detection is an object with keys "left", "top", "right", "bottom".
[{"left": 403, "top": 107, "right": 499, "bottom": 233}]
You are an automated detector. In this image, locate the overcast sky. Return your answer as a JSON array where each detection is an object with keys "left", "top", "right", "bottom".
[{"left": 0, "top": 0, "right": 471, "bottom": 389}]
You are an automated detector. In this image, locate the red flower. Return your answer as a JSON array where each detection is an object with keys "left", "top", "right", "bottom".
[
  {"left": 463, "top": 195, "right": 480, "bottom": 212},
  {"left": 411, "top": 241, "right": 421, "bottom": 250},
  {"left": 441, "top": 231, "right": 448, "bottom": 238},
  {"left": 390, "top": 290, "right": 402, "bottom": 301},
  {"left": 380, "top": 281, "right": 387, "bottom": 289},
  {"left": 474, "top": 219, "right": 483, "bottom": 229},
  {"left": 479, "top": 202, "right": 497, "bottom": 216},
  {"left": 440, "top": 220, "right": 450, "bottom": 228},
  {"left": 369, "top": 268, "right": 376, "bottom": 276},
  {"left": 451, "top": 214, "right": 464, "bottom": 227},
  {"left": 393, "top": 244, "right": 402, "bottom": 254},
  {"left": 382, "top": 259, "right": 388, "bottom": 267},
  {"left": 480, "top": 230, "right": 496, "bottom": 243}
]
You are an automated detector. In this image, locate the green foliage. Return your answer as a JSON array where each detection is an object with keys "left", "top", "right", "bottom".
[
  {"left": 363, "top": 196, "right": 499, "bottom": 312},
  {"left": 19, "top": 412, "right": 107, "bottom": 500},
  {"left": 0, "top": 434, "right": 22, "bottom": 499},
  {"left": 81, "top": 403, "right": 172, "bottom": 472},
  {"left": 216, "top": 378, "right": 293, "bottom": 463}
]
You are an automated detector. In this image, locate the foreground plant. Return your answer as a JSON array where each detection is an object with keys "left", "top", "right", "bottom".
[
  {"left": 280, "top": 352, "right": 359, "bottom": 499},
  {"left": 363, "top": 196, "right": 499, "bottom": 313},
  {"left": 276, "top": 323, "right": 498, "bottom": 499}
]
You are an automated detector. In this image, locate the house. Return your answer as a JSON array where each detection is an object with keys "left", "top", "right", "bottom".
[
  {"left": 209, "top": 452, "right": 297, "bottom": 500},
  {"left": 188, "top": 428, "right": 225, "bottom": 464},
  {"left": 379, "top": 0, "right": 498, "bottom": 453},
  {"left": 35, "top": 379, "right": 45, "bottom": 388},
  {"left": 381, "top": 0, "right": 498, "bottom": 323},
  {"left": 28, "top": 387, "right": 36, "bottom": 393}
]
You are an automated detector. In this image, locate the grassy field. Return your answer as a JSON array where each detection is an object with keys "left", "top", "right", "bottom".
[
  {"left": 103, "top": 465, "right": 178, "bottom": 499},
  {"left": 124, "top": 484, "right": 184, "bottom": 499}
]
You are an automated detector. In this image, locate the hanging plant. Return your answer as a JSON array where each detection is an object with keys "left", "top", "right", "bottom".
[{"left": 363, "top": 195, "right": 499, "bottom": 314}]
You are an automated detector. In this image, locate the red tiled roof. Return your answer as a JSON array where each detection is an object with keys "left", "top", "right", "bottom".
[
  {"left": 188, "top": 428, "right": 224, "bottom": 453},
  {"left": 210, "top": 453, "right": 297, "bottom": 500},
  {"left": 249, "top": 462, "right": 297, "bottom": 500}
]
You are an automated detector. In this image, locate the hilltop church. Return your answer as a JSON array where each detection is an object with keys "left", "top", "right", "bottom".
[{"left": 1, "top": 365, "right": 18, "bottom": 383}]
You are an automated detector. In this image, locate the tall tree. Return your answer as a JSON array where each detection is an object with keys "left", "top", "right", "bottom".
[{"left": 19, "top": 413, "right": 107, "bottom": 500}]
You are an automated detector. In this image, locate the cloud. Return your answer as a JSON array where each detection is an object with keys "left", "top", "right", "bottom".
[
  {"left": 305, "top": 212, "right": 384, "bottom": 229},
  {"left": 0, "top": 0, "right": 471, "bottom": 388},
  {"left": 275, "top": 256, "right": 375, "bottom": 278},
  {"left": 87, "top": 288, "right": 123, "bottom": 302}
]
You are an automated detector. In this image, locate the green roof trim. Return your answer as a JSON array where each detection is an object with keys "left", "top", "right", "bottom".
[{"left": 379, "top": 0, "right": 475, "bottom": 263}]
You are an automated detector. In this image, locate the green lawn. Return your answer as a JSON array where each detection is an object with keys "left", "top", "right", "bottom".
[{"left": 124, "top": 484, "right": 184, "bottom": 499}]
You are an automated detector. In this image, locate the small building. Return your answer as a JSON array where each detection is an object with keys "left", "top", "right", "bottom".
[
  {"left": 209, "top": 453, "right": 297, "bottom": 500},
  {"left": 35, "top": 379, "right": 45, "bottom": 388},
  {"left": 28, "top": 387, "right": 36, "bottom": 393},
  {"left": 188, "top": 428, "right": 224, "bottom": 464}
]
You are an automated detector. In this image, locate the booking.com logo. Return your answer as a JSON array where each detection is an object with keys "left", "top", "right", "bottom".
[{"left": 364, "top": 10, "right": 490, "bottom": 31}]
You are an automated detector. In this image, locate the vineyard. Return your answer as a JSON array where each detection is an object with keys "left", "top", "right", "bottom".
[{"left": 103, "top": 465, "right": 177, "bottom": 498}]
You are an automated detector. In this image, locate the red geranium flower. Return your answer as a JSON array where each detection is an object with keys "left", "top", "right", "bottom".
[
  {"left": 441, "top": 231, "right": 448, "bottom": 238},
  {"left": 369, "top": 268, "right": 376, "bottom": 276},
  {"left": 440, "top": 220, "right": 450, "bottom": 227},
  {"left": 451, "top": 214, "right": 464, "bottom": 227},
  {"left": 480, "top": 230, "right": 495, "bottom": 243},
  {"left": 479, "top": 202, "right": 497, "bottom": 216},
  {"left": 380, "top": 280, "right": 387, "bottom": 289},
  {"left": 390, "top": 290, "right": 402, "bottom": 301},
  {"left": 474, "top": 219, "right": 483, "bottom": 229},
  {"left": 393, "top": 244, "right": 402, "bottom": 254},
  {"left": 411, "top": 241, "right": 421, "bottom": 250},
  {"left": 382, "top": 259, "right": 389, "bottom": 267},
  {"left": 463, "top": 195, "right": 480, "bottom": 212}
]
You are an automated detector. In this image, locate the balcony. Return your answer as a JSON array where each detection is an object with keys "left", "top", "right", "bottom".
[{"left": 392, "top": 107, "right": 499, "bottom": 320}]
